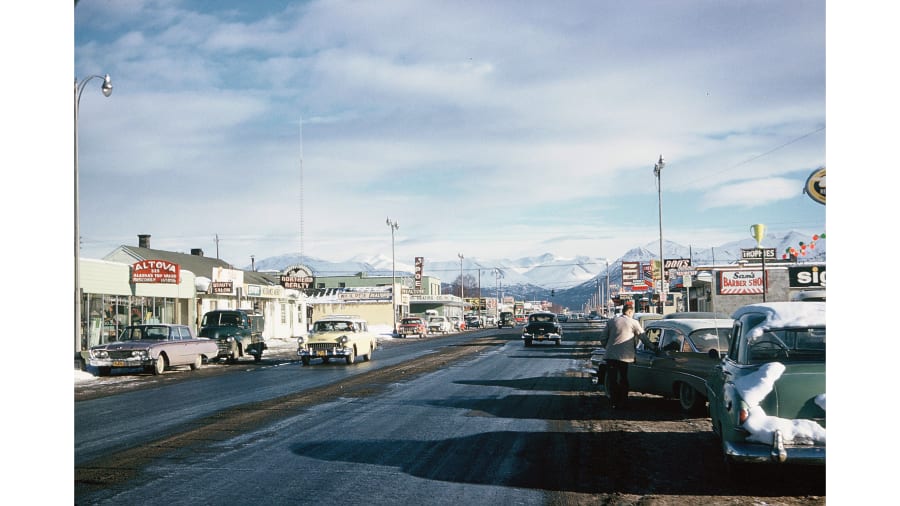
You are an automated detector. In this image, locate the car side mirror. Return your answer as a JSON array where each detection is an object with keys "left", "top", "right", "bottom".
[{"left": 708, "top": 349, "right": 722, "bottom": 360}]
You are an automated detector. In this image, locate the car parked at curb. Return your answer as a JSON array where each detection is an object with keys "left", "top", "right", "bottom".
[
  {"left": 590, "top": 317, "right": 733, "bottom": 413},
  {"left": 87, "top": 324, "right": 218, "bottom": 376},
  {"left": 498, "top": 311, "right": 516, "bottom": 328},
  {"left": 427, "top": 316, "right": 452, "bottom": 334},
  {"left": 297, "top": 315, "right": 377, "bottom": 366},
  {"left": 398, "top": 317, "right": 427, "bottom": 338},
  {"left": 707, "top": 302, "right": 826, "bottom": 473},
  {"left": 199, "top": 309, "right": 266, "bottom": 363},
  {"left": 522, "top": 311, "right": 562, "bottom": 346}
]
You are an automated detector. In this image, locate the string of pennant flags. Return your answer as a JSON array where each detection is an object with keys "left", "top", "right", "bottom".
[{"left": 783, "top": 232, "right": 825, "bottom": 260}]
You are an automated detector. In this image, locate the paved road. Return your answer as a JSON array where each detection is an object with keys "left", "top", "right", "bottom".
[{"left": 75, "top": 327, "right": 825, "bottom": 505}]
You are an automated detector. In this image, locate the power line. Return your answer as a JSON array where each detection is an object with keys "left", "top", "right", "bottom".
[{"left": 683, "top": 125, "right": 825, "bottom": 187}]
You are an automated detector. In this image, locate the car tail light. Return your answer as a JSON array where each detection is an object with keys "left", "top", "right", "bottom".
[{"left": 738, "top": 408, "right": 750, "bottom": 424}]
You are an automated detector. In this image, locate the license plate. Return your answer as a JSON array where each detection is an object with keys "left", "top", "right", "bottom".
[
  {"left": 112, "top": 361, "right": 126, "bottom": 367},
  {"left": 317, "top": 350, "right": 327, "bottom": 357}
]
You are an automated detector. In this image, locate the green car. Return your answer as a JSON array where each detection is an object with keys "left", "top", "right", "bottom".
[
  {"left": 632, "top": 317, "right": 733, "bottom": 413},
  {"left": 707, "top": 302, "right": 826, "bottom": 472}
]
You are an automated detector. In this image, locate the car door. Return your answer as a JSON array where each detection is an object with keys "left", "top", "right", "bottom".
[
  {"left": 630, "top": 327, "right": 661, "bottom": 395},
  {"left": 638, "top": 326, "right": 684, "bottom": 397}
]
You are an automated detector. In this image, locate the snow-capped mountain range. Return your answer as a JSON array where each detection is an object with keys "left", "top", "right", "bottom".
[{"left": 248, "top": 230, "right": 826, "bottom": 292}]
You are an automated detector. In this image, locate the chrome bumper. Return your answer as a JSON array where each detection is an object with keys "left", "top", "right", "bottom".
[
  {"left": 724, "top": 430, "right": 825, "bottom": 465},
  {"left": 88, "top": 357, "right": 152, "bottom": 368},
  {"left": 522, "top": 333, "right": 561, "bottom": 340}
]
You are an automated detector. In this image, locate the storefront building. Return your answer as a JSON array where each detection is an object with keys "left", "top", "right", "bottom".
[{"left": 76, "top": 235, "right": 310, "bottom": 364}]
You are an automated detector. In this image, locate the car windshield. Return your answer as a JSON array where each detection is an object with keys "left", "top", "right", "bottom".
[
  {"left": 747, "top": 326, "right": 826, "bottom": 363},
  {"left": 401, "top": 319, "right": 420, "bottom": 324},
  {"left": 429, "top": 317, "right": 443, "bottom": 323},
  {"left": 688, "top": 328, "right": 731, "bottom": 353},
  {"left": 314, "top": 321, "right": 354, "bottom": 332},
  {"left": 119, "top": 325, "right": 169, "bottom": 341}
]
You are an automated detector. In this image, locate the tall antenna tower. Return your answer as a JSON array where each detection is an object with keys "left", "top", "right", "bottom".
[{"left": 299, "top": 117, "right": 304, "bottom": 264}]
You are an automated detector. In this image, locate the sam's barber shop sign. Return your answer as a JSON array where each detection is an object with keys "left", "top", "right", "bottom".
[{"left": 132, "top": 259, "right": 181, "bottom": 284}]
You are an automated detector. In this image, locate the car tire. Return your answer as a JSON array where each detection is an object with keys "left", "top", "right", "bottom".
[
  {"left": 365, "top": 344, "right": 374, "bottom": 361},
  {"left": 345, "top": 348, "right": 356, "bottom": 365},
  {"left": 254, "top": 351, "right": 262, "bottom": 363},
  {"left": 678, "top": 383, "right": 704, "bottom": 413},
  {"left": 153, "top": 354, "right": 166, "bottom": 375},
  {"left": 190, "top": 354, "right": 202, "bottom": 371}
]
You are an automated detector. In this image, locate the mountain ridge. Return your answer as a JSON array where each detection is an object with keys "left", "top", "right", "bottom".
[{"left": 248, "top": 230, "right": 826, "bottom": 292}]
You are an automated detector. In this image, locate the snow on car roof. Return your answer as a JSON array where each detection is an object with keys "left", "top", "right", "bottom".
[{"left": 732, "top": 301, "right": 825, "bottom": 329}]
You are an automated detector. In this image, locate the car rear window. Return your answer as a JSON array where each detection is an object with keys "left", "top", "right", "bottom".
[{"left": 688, "top": 328, "right": 731, "bottom": 353}]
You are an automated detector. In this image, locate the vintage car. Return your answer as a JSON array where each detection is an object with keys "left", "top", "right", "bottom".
[
  {"left": 449, "top": 316, "right": 465, "bottom": 331},
  {"left": 87, "top": 324, "right": 218, "bottom": 376},
  {"left": 199, "top": 309, "right": 266, "bottom": 363},
  {"left": 427, "top": 315, "right": 452, "bottom": 334},
  {"left": 522, "top": 311, "right": 562, "bottom": 346},
  {"left": 590, "top": 317, "right": 733, "bottom": 413},
  {"left": 398, "top": 317, "right": 427, "bottom": 338},
  {"left": 464, "top": 315, "right": 483, "bottom": 329},
  {"left": 297, "top": 315, "right": 377, "bottom": 365},
  {"left": 707, "top": 302, "right": 826, "bottom": 471},
  {"left": 498, "top": 311, "right": 516, "bottom": 328}
]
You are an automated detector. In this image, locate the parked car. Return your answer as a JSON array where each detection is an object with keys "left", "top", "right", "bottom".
[
  {"left": 199, "top": 309, "right": 266, "bottom": 363},
  {"left": 449, "top": 316, "right": 465, "bottom": 331},
  {"left": 498, "top": 311, "right": 516, "bottom": 328},
  {"left": 87, "top": 324, "right": 218, "bottom": 376},
  {"left": 297, "top": 315, "right": 377, "bottom": 365},
  {"left": 707, "top": 302, "right": 826, "bottom": 472},
  {"left": 427, "top": 316, "right": 452, "bottom": 334},
  {"left": 590, "top": 317, "right": 733, "bottom": 413},
  {"left": 522, "top": 311, "right": 563, "bottom": 346},
  {"left": 398, "top": 317, "right": 427, "bottom": 338},
  {"left": 464, "top": 315, "right": 483, "bottom": 329}
]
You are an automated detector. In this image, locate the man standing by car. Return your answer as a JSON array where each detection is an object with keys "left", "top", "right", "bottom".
[{"left": 603, "top": 303, "right": 645, "bottom": 409}]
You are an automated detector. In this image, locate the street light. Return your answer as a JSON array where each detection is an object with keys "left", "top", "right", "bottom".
[
  {"left": 458, "top": 252, "right": 465, "bottom": 297},
  {"left": 386, "top": 218, "right": 399, "bottom": 335},
  {"left": 605, "top": 258, "right": 611, "bottom": 317},
  {"left": 653, "top": 154, "right": 665, "bottom": 314},
  {"left": 75, "top": 74, "right": 113, "bottom": 355}
]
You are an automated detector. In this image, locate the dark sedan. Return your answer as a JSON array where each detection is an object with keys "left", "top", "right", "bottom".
[{"left": 522, "top": 311, "right": 563, "bottom": 346}]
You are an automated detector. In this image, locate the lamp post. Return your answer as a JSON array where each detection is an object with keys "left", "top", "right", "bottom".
[
  {"left": 494, "top": 268, "right": 503, "bottom": 322},
  {"left": 75, "top": 74, "right": 113, "bottom": 355},
  {"left": 605, "top": 258, "right": 611, "bottom": 317},
  {"left": 386, "top": 218, "right": 399, "bottom": 335},
  {"left": 653, "top": 154, "right": 665, "bottom": 314},
  {"left": 458, "top": 252, "right": 464, "bottom": 302}
]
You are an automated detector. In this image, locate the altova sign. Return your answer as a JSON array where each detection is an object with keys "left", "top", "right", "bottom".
[
  {"left": 804, "top": 167, "right": 825, "bottom": 205},
  {"left": 131, "top": 259, "right": 180, "bottom": 284}
]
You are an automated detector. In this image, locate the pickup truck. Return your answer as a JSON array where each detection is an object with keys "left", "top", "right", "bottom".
[{"left": 198, "top": 309, "right": 266, "bottom": 363}]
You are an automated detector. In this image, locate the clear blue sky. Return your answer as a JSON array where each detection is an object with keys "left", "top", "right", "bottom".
[{"left": 69, "top": 1, "right": 829, "bottom": 267}]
